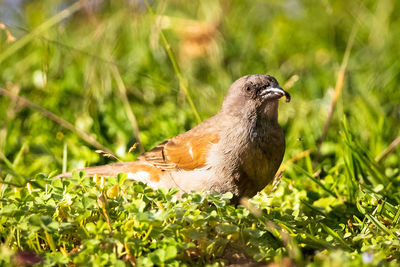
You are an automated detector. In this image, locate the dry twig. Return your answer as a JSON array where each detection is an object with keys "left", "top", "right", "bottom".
[{"left": 376, "top": 135, "right": 400, "bottom": 163}]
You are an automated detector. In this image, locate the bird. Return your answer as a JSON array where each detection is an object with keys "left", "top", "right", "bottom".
[{"left": 57, "top": 74, "right": 291, "bottom": 200}]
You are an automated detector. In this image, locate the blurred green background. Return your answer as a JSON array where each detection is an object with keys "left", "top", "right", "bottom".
[
  {"left": 1, "top": 1, "right": 400, "bottom": 265},
  {"left": 0, "top": 0, "right": 399, "bottom": 180}
]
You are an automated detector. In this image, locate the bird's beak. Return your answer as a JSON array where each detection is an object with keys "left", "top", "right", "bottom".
[{"left": 260, "top": 87, "right": 291, "bottom": 102}]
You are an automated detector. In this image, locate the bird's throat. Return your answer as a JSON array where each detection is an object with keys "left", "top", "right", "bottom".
[{"left": 261, "top": 100, "right": 279, "bottom": 123}]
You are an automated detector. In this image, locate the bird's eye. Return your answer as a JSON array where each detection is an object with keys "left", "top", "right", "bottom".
[{"left": 245, "top": 86, "right": 251, "bottom": 92}]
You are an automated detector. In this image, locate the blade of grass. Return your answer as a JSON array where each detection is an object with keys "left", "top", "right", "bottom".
[
  {"left": 344, "top": 137, "right": 387, "bottom": 186},
  {"left": 320, "top": 224, "right": 352, "bottom": 250},
  {"left": 341, "top": 118, "right": 358, "bottom": 203},
  {"left": 0, "top": 87, "right": 114, "bottom": 155},
  {"left": 300, "top": 200, "right": 328, "bottom": 217},
  {"left": 343, "top": 157, "right": 357, "bottom": 203},
  {"left": 313, "top": 24, "right": 358, "bottom": 168},
  {"left": 0, "top": 151, "right": 26, "bottom": 186},
  {"left": 0, "top": 0, "right": 84, "bottom": 64},
  {"left": 0, "top": 84, "right": 20, "bottom": 155},
  {"left": 145, "top": 1, "right": 201, "bottom": 123},
  {"left": 341, "top": 117, "right": 388, "bottom": 187},
  {"left": 364, "top": 213, "right": 395, "bottom": 237},
  {"left": 262, "top": 220, "right": 303, "bottom": 263},
  {"left": 293, "top": 165, "right": 336, "bottom": 197},
  {"left": 297, "top": 232, "right": 336, "bottom": 250},
  {"left": 109, "top": 64, "right": 144, "bottom": 153},
  {"left": 62, "top": 142, "right": 67, "bottom": 173},
  {"left": 2, "top": 24, "right": 165, "bottom": 86},
  {"left": 393, "top": 207, "right": 400, "bottom": 227}
]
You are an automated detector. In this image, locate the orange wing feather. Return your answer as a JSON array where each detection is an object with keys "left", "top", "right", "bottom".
[
  {"left": 139, "top": 117, "right": 220, "bottom": 171},
  {"left": 139, "top": 133, "right": 219, "bottom": 171}
]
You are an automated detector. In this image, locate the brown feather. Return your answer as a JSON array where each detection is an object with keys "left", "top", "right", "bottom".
[{"left": 139, "top": 117, "right": 220, "bottom": 171}]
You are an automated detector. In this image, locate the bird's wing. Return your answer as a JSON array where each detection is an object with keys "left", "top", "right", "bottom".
[
  {"left": 139, "top": 116, "right": 221, "bottom": 171},
  {"left": 139, "top": 132, "right": 219, "bottom": 171}
]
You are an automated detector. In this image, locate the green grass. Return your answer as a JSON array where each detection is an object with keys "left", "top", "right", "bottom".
[{"left": 1, "top": 0, "right": 400, "bottom": 266}]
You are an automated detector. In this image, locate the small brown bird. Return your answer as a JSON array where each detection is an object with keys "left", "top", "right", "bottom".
[{"left": 58, "top": 74, "right": 290, "bottom": 200}]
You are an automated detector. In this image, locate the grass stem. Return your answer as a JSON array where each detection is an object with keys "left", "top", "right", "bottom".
[
  {"left": 313, "top": 24, "right": 358, "bottom": 168},
  {"left": 0, "top": 1, "right": 84, "bottom": 65},
  {"left": 110, "top": 65, "right": 145, "bottom": 153},
  {"left": 145, "top": 1, "right": 201, "bottom": 123},
  {"left": 0, "top": 87, "right": 114, "bottom": 155}
]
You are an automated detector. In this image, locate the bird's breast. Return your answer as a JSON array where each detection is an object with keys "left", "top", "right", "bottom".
[{"left": 214, "top": 121, "right": 285, "bottom": 197}]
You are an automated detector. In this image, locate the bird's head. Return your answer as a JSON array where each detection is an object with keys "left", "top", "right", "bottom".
[{"left": 221, "top": 74, "right": 290, "bottom": 120}]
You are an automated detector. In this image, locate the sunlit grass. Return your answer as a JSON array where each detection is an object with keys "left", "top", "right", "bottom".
[{"left": 1, "top": 0, "right": 400, "bottom": 265}]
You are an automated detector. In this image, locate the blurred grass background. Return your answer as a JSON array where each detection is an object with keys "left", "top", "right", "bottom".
[
  {"left": 1, "top": 0, "right": 400, "bottom": 265},
  {"left": 0, "top": 0, "right": 399, "bottom": 177}
]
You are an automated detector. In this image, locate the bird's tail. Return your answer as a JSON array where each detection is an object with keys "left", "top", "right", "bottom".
[{"left": 56, "top": 162, "right": 137, "bottom": 178}]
